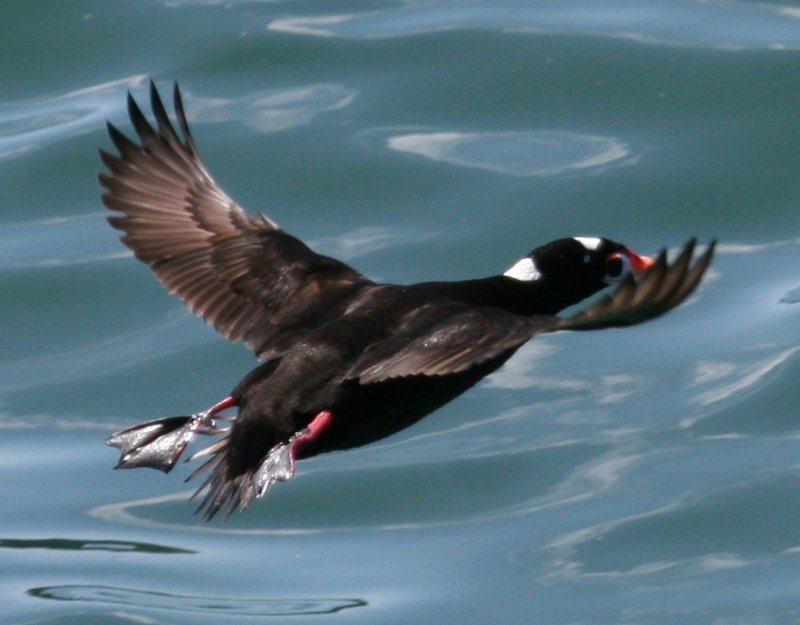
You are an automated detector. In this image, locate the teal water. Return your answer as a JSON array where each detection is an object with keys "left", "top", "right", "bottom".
[{"left": 3, "top": 1, "right": 800, "bottom": 623}]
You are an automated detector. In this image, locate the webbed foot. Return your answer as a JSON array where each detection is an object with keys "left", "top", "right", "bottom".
[
  {"left": 106, "top": 396, "right": 237, "bottom": 473},
  {"left": 252, "top": 410, "right": 334, "bottom": 498}
]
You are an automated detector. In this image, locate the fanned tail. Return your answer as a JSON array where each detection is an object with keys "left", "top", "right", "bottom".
[
  {"left": 187, "top": 413, "right": 335, "bottom": 520},
  {"left": 188, "top": 438, "right": 296, "bottom": 521}
]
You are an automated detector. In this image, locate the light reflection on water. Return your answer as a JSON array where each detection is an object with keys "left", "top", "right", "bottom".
[
  {"left": 265, "top": 0, "right": 800, "bottom": 49},
  {"left": 385, "top": 129, "right": 635, "bottom": 177},
  {"left": 0, "top": 76, "right": 148, "bottom": 158}
]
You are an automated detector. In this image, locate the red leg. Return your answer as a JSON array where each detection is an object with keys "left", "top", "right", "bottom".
[
  {"left": 290, "top": 410, "right": 333, "bottom": 460},
  {"left": 207, "top": 395, "right": 237, "bottom": 416},
  {"left": 190, "top": 395, "right": 238, "bottom": 435}
]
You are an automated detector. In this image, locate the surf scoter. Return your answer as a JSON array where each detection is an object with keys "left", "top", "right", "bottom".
[{"left": 101, "top": 82, "right": 715, "bottom": 519}]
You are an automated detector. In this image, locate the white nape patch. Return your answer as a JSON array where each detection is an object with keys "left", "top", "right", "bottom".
[
  {"left": 504, "top": 257, "right": 542, "bottom": 282},
  {"left": 574, "top": 236, "right": 603, "bottom": 250}
]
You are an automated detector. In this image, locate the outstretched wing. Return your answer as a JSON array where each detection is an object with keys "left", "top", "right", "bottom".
[
  {"left": 99, "top": 81, "right": 371, "bottom": 359},
  {"left": 348, "top": 239, "right": 715, "bottom": 384}
]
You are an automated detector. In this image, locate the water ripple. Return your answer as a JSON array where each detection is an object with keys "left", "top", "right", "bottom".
[
  {"left": 266, "top": 0, "right": 800, "bottom": 50},
  {"left": 689, "top": 347, "right": 800, "bottom": 410},
  {"left": 186, "top": 84, "right": 357, "bottom": 133},
  {"left": 90, "top": 440, "right": 613, "bottom": 533},
  {"left": 0, "top": 75, "right": 148, "bottom": 158},
  {"left": 0, "top": 537, "right": 193, "bottom": 554},
  {"left": 0, "top": 213, "right": 125, "bottom": 270},
  {"left": 0, "top": 77, "right": 355, "bottom": 160},
  {"left": 549, "top": 470, "right": 800, "bottom": 580},
  {"left": 0, "top": 308, "right": 209, "bottom": 398},
  {"left": 310, "top": 225, "right": 439, "bottom": 262},
  {"left": 28, "top": 585, "right": 366, "bottom": 616},
  {"left": 378, "top": 128, "right": 635, "bottom": 177}
]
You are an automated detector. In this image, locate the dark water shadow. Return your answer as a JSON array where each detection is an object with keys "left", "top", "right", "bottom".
[
  {"left": 28, "top": 585, "right": 367, "bottom": 617},
  {"left": 780, "top": 285, "right": 800, "bottom": 303},
  {"left": 0, "top": 537, "right": 193, "bottom": 554}
]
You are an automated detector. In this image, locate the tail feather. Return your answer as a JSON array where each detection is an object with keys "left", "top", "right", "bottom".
[
  {"left": 186, "top": 438, "right": 227, "bottom": 463},
  {"left": 187, "top": 437, "right": 297, "bottom": 521}
]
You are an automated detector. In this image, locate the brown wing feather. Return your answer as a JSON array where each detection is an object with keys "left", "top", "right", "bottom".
[{"left": 99, "top": 81, "right": 371, "bottom": 356}]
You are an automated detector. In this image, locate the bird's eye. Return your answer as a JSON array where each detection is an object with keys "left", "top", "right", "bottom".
[{"left": 603, "top": 252, "right": 632, "bottom": 284}]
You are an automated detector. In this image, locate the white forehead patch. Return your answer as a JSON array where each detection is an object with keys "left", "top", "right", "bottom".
[
  {"left": 574, "top": 236, "right": 603, "bottom": 251},
  {"left": 503, "top": 257, "right": 542, "bottom": 282}
]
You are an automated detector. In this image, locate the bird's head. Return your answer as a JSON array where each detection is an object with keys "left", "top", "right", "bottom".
[{"left": 502, "top": 236, "right": 655, "bottom": 314}]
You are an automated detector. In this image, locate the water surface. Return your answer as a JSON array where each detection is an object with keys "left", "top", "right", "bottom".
[{"left": 3, "top": 1, "right": 800, "bottom": 623}]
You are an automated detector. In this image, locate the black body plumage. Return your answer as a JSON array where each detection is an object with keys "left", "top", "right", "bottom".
[{"left": 101, "top": 82, "right": 715, "bottom": 519}]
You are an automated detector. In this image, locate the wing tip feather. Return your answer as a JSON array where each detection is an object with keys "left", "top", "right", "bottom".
[{"left": 560, "top": 237, "right": 716, "bottom": 332}]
